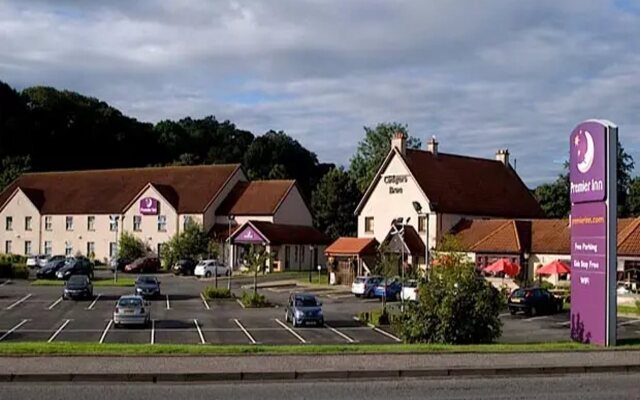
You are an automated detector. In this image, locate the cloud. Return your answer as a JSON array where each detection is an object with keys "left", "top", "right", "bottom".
[{"left": 1, "top": 0, "right": 639, "bottom": 186}]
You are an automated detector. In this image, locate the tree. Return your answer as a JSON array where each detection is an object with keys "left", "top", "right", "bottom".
[
  {"left": 161, "top": 221, "right": 210, "bottom": 272},
  {"left": 370, "top": 245, "right": 401, "bottom": 314},
  {"left": 616, "top": 141, "right": 635, "bottom": 216},
  {"left": 395, "top": 237, "right": 503, "bottom": 344},
  {"left": 349, "top": 122, "right": 422, "bottom": 193},
  {"left": 118, "top": 232, "right": 146, "bottom": 261},
  {"left": 0, "top": 155, "right": 31, "bottom": 192},
  {"left": 311, "top": 167, "right": 360, "bottom": 239},
  {"left": 628, "top": 177, "right": 640, "bottom": 217},
  {"left": 244, "top": 244, "right": 271, "bottom": 296},
  {"left": 534, "top": 174, "right": 570, "bottom": 218}
]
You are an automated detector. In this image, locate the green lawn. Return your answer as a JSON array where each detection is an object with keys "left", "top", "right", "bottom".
[
  {"left": 618, "top": 304, "right": 640, "bottom": 316},
  {"left": 1, "top": 341, "right": 633, "bottom": 356},
  {"left": 31, "top": 277, "right": 136, "bottom": 287}
]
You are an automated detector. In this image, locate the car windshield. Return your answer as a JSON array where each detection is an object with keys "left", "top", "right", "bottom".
[
  {"left": 295, "top": 297, "right": 318, "bottom": 307},
  {"left": 405, "top": 280, "right": 418, "bottom": 288},
  {"left": 68, "top": 276, "right": 87, "bottom": 284},
  {"left": 512, "top": 289, "right": 528, "bottom": 297},
  {"left": 118, "top": 298, "right": 142, "bottom": 307},
  {"left": 137, "top": 277, "right": 157, "bottom": 284},
  {"left": 354, "top": 277, "right": 366, "bottom": 284}
]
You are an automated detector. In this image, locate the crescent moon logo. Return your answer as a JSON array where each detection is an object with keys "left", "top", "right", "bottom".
[
  {"left": 576, "top": 130, "right": 595, "bottom": 174},
  {"left": 146, "top": 198, "right": 153, "bottom": 207}
]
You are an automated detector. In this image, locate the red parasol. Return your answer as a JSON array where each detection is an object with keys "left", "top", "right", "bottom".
[
  {"left": 483, "top": 258, "right": 521, "bottom": 277},
  {"left": 535, "top": 260, "right": 571, "bottom": 276}
]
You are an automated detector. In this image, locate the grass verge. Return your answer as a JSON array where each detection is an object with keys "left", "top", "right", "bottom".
[
  {"left": 31, "top": 278, "right": 136, "bottom": 287},
  {"left": 0, "top": 341, "right": 639, "bottom": 356},
  {"left": 618, "top": 304, "right": 640, "bottom": 316}
]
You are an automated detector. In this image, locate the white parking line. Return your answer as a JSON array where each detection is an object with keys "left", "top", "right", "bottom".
[
  {"left": 236, "top": 299, "right": 246, "bottom": 309},
  {"left": 99, "top": 320, "right": 113, "bottom": 344},
  {"left": 47, "top": 319, "right": 71, "bottom": 343},
  {"left": 4, "top": 294, "right": 32, "bottom": 310},
  {"left": 499, "top": 313, "right": 511, "bottom": 317},
  {"left": 524, "top": 316, "right": 550, "bottom": 322},
  {"left": 193, "top": 319, "right": 206, "bottom": 344},
  {"left": 274, "top": 318, "right": 307, "bottom": 344},
  {"left": 0, "top": 319, "right": 28, "bottom": 342},
  {"left": 86, "top": 294, "right": 101, "bottom": 310},
  {"left": 556, "top": 321, "right": 571, "bottom": 326},
  {"left": 0, "top": 280, "right": 11, "bottom": 287},
  {"left": 151, "top": 320, "right": 156, "bottom": 344},
  {"left": 166, "top": 294, "right": 171, "bottom": 310},
  {"left": 618, "top": 319, "right": 640, "bottom": 327},
  {"left": 234, "top": 319, "right": 256, "bottom": 344},
  {"left": 353, "top": 316, "right": 402, "bottom": 342},
  {"left": 47, "top": 297, "right": 63, "bottom": 310},
  {"left": 324, "top": 323, "right": 356, "bottom": 343},
  {"left": 200, "top": 293, "right": 210, "bottom": 310}
]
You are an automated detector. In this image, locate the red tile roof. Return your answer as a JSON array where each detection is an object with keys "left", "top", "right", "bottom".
[
  {"left": 217, "top": 180, "right": 295, "bottom": 216},
  {"left": 325, "top": 237, "right": 379, "bottom": 256},
  {"left": 236, "top": 221, "right": 331, "bottom": 246},
  {"left": 0, "top": 164, "right": 240, "bottom": 214}
]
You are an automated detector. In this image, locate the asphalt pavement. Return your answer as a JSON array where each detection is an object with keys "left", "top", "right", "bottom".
[{"left": 2, "top": 373, "right": 640, "bottom": 400}]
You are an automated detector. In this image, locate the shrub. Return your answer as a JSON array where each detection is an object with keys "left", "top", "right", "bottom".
[
  {"left": 0, "top": 262, "right": 11, "bottom": 278},
  {"left": 0, "top": 254, "right": 26, "bottom": 264},
  {"left": 202, "top": 287, "right": 232, "bottom": 300},
  {"left": 118, "top": 232, "right": 146, "bottom": 262},
  {"left": 11, "top": 264, "right": 29, "bottom": 279},
  {"left": 358, "top": 309, "right": 392, "bottom": 326},
  {"left": 539, "top": 281, "right": 555, "bottom": 290},
  {"left": 240, "top": 291, "right": 269, "bottom": 308}
]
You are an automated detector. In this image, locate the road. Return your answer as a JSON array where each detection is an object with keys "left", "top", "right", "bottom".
[{"left": 1, "top": 374, "right": 640, "bottom": 400}]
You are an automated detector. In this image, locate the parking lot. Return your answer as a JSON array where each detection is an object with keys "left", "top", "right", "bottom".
[{"left": 1, "top": 273, "right": 639, "bottom": 345}]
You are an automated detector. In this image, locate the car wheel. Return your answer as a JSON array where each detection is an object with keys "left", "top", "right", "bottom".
[
  {"left": 285, "top": 311, "right": 290, "bottom": 322},
  {"left": 556, "top": 303, "right": 563, "bottom": 313},
  {"left": 509, "top": 309, "right": 516, "bottom": 315},
  {"left": 62, "top": 294, "right": 67, "bottom": 300},
  {"left": 529, "top": 306, "right": 537, "bottom": 317},
  {"left": 225, "top": 270, "right": 230, "bottom": 276},
  {"left": 205, "top": 271, "right": 212, "bottom": 278},
  {"left": 292, "top": 318, "right": 298, "bottom": 328},
  {"left": 354, "top": 294, "right": 361, "bottom": 298}
]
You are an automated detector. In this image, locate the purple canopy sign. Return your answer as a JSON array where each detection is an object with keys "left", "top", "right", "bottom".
[
  {"left": 569, "top": 120, "right": 617, "bottom": 346},
  {"left": 139, "top": 197, "right": 159, "bottom": 215},
  {"left": 234, "top": 225, "right": 266, "bottom": 244}
]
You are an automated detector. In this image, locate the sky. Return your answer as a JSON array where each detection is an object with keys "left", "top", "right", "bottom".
[{"left": 1, "top": 0, "right": 639, "bottom": 187}]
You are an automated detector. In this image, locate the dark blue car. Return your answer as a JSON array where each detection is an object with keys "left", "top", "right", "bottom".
[{"left": 373, "top": 279, "right": 402, "bottom": 301}]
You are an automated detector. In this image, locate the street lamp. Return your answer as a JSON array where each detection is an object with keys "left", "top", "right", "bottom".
[
  {"left": 412, "top": 201, "right": 430, "bottom": 272},
  {"left": 227, "top": 215, "right": 235, "bottom": 290},
  {"left": 391, "top": 217, "right": 410, "bottom": 311},
  {"left": 110, "top": 215, "right": 120, "bottom": 283},
  {"left": 309, "top": 245, "right": 314, "bottom": 283}
]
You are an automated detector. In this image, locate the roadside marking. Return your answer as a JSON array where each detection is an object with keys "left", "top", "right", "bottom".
[
  {"left": 0, "top": 280, "right": 10, "bottom": 287},
  {"left": 0, "top": 319, "right": 28, "bottom": 342},
  {"left": 86, "top": 294, "right": 101, "bottom": 310},
  {"left": 99, "top": 320, "right": 113, "bottom": 344},
  {"left": 234, "top": 319, "right": 256, "bottom": 344},
  {"left": 556, "top": 321, "right": 571, "bottom": 326},
  {"left": 327, "top": 294, "right": 354, "bottom": 299},
  {"left": 47, "top": 319, "right": 71, "bottom": 343},
  {"left": 151, "top": 320, "right": 156, "bottom": 344},
  {"left": 499, "top": 313, "right": 511, "bottom": 317},
  {"left": 200, "top": 293, "right": 210, "bottom": 310},
  {"left": 274, "top": 318, "right": 307, "bottom": 344},
  {"left": 166, "top": 294, "right": 171, "bottom": 310},
  {"left": 235, "top": 299, "right": 246, "bottom": 309},
  {"left": 353, "top": 316, "right": 402, "bottom": 342},
  {"left": 324, "top": 323, "right": 356, "bottom": 343},
  {"left": 47, "top": 297, "right": 63, "bottom": 310},
  {"left": 5, "top": 294, "right": 32, "bottom": 310},
  {"left": 193, "top": 319, "right": 206, "bottom": 344},
  {"left": 617, "top": 319, "right": 640, "bottom": 327},
  {"left": 524, "top": 316, "right": 550, "bottom": 322}
]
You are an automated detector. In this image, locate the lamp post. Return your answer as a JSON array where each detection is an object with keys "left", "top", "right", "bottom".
[
  {"left": 391, "top": 217, "right": 410, "bottom": 311},
  {"left": 412, "top": 201, "right": 430, "bottom": 273},
  {"left": 309, "top": 245, "right": 314, "bottom": 283},
  {"left": 110, "top": 215, "right": 120, "bottom": 283},
  {"left": 227, "top": 215, "right": 235, "bottom": 290}
]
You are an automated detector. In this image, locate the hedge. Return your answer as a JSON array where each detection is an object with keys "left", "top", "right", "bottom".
[{"left": 0, "top": 262, "right": 30, "bottom": 279}]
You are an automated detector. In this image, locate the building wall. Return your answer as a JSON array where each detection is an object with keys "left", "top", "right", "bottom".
[
  {"left": 273, "top": 185, "right": 313, "bottom": 226},
  {"left": 0, "top": 189, "right": 41, "bottom": 255},
  {"left": 203, "top": 168, "right": 247, "bottom": 231},
  {"left": 41, "top": 214, "right": 117, "bottom": 262}
]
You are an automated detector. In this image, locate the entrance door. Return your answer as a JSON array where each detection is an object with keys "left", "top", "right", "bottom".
[{"left": 285, "top": 246, "right": 290, "bottom": 270}]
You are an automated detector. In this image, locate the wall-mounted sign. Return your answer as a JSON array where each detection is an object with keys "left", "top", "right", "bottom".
[
  {"left": 570, "top": 120, "right": 617, "bottom": 347},
  {"left": 384, "top": 174, "right": 409, "bottom": 194},
  {"left": 233, "top": 225, "right": 266, "bottom": 244},
  {"left": 139, "top": 197, "right": 159, "bottom": 215}
]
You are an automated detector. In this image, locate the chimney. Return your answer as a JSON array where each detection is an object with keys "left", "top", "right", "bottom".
[
  {"left": 391, "top": 131, "right": 406, "bottom": 154},
  {"left": 427, "top": 135, "right": 438, "bottom": 156},
  {"left": 496, "top": 149, "right": 510, "bottom": 166}
]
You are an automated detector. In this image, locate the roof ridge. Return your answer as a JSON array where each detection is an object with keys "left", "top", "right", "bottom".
[
  {"left": 470, "top": 219, "right": 515, "bottom": 251},
  {"left": 512, "top": 220, "right": 522, "bottom": 252},
  {"left": 405, "top": 148, "right": 501, "bottom": 164},
  {"left": 21, "top": 163, "right": 241, "bottom": 176}
]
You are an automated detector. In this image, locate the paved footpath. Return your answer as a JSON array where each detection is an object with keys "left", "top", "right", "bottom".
[{"left": 1, "top": 351, "right": 640, "bottom": 374}]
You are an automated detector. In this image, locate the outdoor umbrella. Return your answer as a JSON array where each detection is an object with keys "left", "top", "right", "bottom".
[
  {"left": 483, "top": 258, "right": 521, "bottom": 277},
  {"left": 535, "top": 260, "right": 570, "bottom": 276}
]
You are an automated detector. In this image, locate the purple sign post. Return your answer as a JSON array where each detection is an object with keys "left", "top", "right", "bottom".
[{"left": 570, "top": 120, "right": 617, "bottom": 346}]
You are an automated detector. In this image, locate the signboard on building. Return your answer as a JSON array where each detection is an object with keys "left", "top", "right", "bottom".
[
  {"left": 139, "top": 197, "right": 159, "bottom": 215},
  {"left": 569, "top": 120, "right": 617, "bottom": 346},
  {"left": 234, "top": 225, "right": 266, "bottom": 244}
]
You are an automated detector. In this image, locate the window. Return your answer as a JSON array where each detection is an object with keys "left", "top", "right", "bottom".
[
  {"left": 45, "top": 216, "right": 52, "bottom": 231},
  {"left": 65, "top": 216, "right": 73, "bottom": 231},
  {"left": 24, "top": 241, "right": 32, "bottom": 256},
  {"left": 109, "top": 242, "right": 117, "bottom": 258},
  {"left": 25, "top": 216, "right": 32, "bottom": 231},
  {"left": 87, "top": 216, "right": 95, "bottom": 231},
  {"left": 157, "top": 215, "right": 167, "bottom": 232},
  {"left": 44, "top": 241, "right": 52, "bottom": 256},
  {"left": 157, "top": 243, "right": 163, "bottom": 257},
  {"left": 5, "top": 240, "right": 12, "bottom": 254},
  {"left": 294, "top": 246, "right": 299, "bottom": 263},
  {"left": 418, "top": 216, "right": 427, "bottom": 233},
  {"left": 5, "top": 216, "right": 12, "bottom": 231},
  {"left": 64, "top": 241, "right": 73, "bottom": 256},
  {"left": 133, "top": 215, "right": 142, "bottom": 231},
  {"left": 183, "top": 216, "right": 193, "bottom": 230},
  {"left": 364, "top": 217, "right": 374, "bottom": 233},
  {"left": 110, "top": 216, "right": 118, "bottom": 232},
  {"left": 86, "top": 242, "right": 95, "bottom": 257}
]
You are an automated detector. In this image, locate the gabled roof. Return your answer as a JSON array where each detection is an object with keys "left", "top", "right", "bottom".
[
  {"left": 0, "top": 164, "right": 240, "bottom": 214},
  {"left": 217, "top": 180, "right": 296, "bottom": 216},
  {"left": 381, "top": 225, "right": 426, "bottom": 255},
  {"left": 325, "top": 237, "right": 379, "bottom": 256},
  {"left": 231, "top": 220, "right": 331, "bottom": 246}
]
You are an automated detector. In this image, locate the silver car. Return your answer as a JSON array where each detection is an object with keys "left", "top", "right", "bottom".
[{"left": 113, "top": 295, "right": 150, "bottom": 328}]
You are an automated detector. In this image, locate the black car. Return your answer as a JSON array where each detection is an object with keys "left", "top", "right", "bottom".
[
  {"left": 172, "top": 258, "right": 196, "bottom": 276},
  {"left": 63, "top": 275, "right": 93, "bottom": 300},
  {"left": 56, "top": 256, "right": 94, "bottom": 280},
  {"left": 134, "top": 276, "right": 161, "bottom": 298},
  {"left": 508, "top": 288, "right": 563, "bottom": 316},
  {"left": 36, "top": 256, "right": 68, "bottom": 279},
  {"left": 110, "top": 257, "right": 132, "bottom": 272}
]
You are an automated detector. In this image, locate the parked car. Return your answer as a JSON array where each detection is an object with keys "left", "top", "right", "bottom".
[
  {"left": 134, "top": 276, "right": 161, "bottom": 298},
  {"left": 351, "top": 275, "right": 383, "bottom": 298},
  {"left": 110, "top": 257, "right": 132, "bottom": 272},
  {"left": 26, "top": 255, "right": 49, "bottom": 269},
  {"left": 56, "top": 256, "right": 94, "bottom": 280},
  {"left": 373, "top": 278, "right": 403, "bottom": 301},
  {"left": 194, "top": 259, "right": 229, "bottom": 278},
  {"left": 508, "top": 287, "right": 563, "bottom": 316},
  {"left": 172, "top": 258, "right": 197, "bottom": 276},
  {"left": 124, "top": 257, "right": 160, "bottom": 273},
  {"left": 36, "top": 256, "right": 69, "bottom": 279},
  {"left": 63, "top": 275, "right": 93, "bottom": 300},
  {"left": 113, "top": 295, "right": 150, "bottom": 328},
  {"left": 401, "top": 279, "right": 420, "bottom": 302},
  {"left": 284, "top": 293, "right": 324, "bottom": 327}
]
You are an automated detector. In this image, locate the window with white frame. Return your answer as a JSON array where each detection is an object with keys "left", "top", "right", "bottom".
[
  {"left": 109, "top": 216, "right": 118, "bottom": 232},
  {"left": 157, "top": 243, "right": 163, "bottom": 257},
  {"left": 364, "top": 217, "right": 374, "bottom": 233},
  {"left": 25, "top": 216, "right": 32, "bottom": 231},
  {"left": 45, "top": 216, "right": 52, "bottom": 231},
  {"left": 157, "top": 215, "right": 167, "bottom": 232},
  {"left": 44, "top": 241, "right": 52, "bottom": 256},
  {"left": 65, "top": 216, "right": 73, "bottom": 231},
  {"left": 25, "top": 241, "right": 32, "bottom": 255},
  {"left": 418, "top": 216, "right": 427, "bottom": 233},
  {"left": 133, "top": 215, "right": 142, "bottom": 231},
  {"left": 109, "top": 242, "right": 117, "bottom": 258},
  {"left": 87, "top": 242, "right": 95, "bottom": 257},
  {"left": 87, "top": 216, "right": 95, "bottom": 231},
  {"left": 5, "top": 216, "right": 12, "bottom": 231},
  {"left": 5, "top": 240, "right": 12, "bottom": 254},
  {"left": 183, "top": 216, "right": 193, "bottom": 230},
  {"left": 64, "top": 241, "right": 72, "bottom": 256}
]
